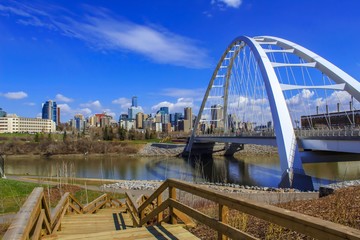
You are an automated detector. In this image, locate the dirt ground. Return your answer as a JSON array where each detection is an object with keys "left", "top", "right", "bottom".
[{"left": 189, "top": 186, "right": 360, "bottom": 239}]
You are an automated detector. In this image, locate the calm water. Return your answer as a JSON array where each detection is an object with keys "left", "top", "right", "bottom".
[{"left": 4, "top": 153, "right": 360, "bottom": 190}]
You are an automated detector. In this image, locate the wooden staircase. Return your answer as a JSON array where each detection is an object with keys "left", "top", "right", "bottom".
[
  {"left": 4, "top": 179, "right": 360, "bottom": 240},
  {"left": 42, "top": 207, "right": 198, "bottom": 239}
]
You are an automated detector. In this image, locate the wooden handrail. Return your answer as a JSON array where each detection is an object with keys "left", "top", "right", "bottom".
[
  {"left": 68, "top": 193, "right": 84, "bottom": 212},
  {"left": 83, "top": 193, "right": 107, "bottom": 213},
  {"left": 127, "top": 178, "right": 360, "bottom": 240},
  {"left": 125, "top": 192, "right": 140, "bottom": 227},
  {"left": 138, "top": 181, "right": 168, "bottom": 213},
  {"left": 3, "top": 187, "right": 123, "bottom": 239},
  {"left": 51, "top": 193, "right": 69, "bottom": 227},
  {"left": 3, "top": 187, "right": 45, "bottom": 240}
]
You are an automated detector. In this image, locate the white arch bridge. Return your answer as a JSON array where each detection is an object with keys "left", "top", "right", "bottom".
[{"left": 185, "top": 36, "right": 360, "bottom": 191}]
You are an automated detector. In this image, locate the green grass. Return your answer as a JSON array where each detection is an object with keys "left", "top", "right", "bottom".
[
  {"left": 0, "top": 178, "right": 44, "bottom": 214},
  {"left": 0, "top": 178, "right": 126, "bottom": 214}
]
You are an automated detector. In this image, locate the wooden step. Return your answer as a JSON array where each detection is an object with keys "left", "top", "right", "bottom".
[
  {"left": 43, "top": 208, "right": 132, "bottom": 239},
  {"left": 43, "top": 224, "right": 199, "bottom": 240}
]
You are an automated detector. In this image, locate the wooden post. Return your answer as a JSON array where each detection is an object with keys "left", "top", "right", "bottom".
[
  {"left": 169, "top": 186, "right": 177, "bottom": 224},
  {"left": 140, "top": 209, "right": 145, "bottom": 227},
  {"left": 157, "top": 193, "right": 163, "bottom": 223},
  {"left": 218, "top": 204, "right": 228, "bottom": 240}
]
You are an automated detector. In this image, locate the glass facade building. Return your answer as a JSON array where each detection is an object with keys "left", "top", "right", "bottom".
[{"left": 42, "top": 100, "right": 57, "bottom": 125}]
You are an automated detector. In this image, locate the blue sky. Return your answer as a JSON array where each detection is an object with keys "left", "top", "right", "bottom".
[{"left": 1, "top": 0, "right": 360, "bottom": 122}]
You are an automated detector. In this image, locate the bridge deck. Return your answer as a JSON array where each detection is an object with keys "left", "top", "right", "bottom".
[{"left": 43, "top": 207, "right": 198, "bottom": 240}]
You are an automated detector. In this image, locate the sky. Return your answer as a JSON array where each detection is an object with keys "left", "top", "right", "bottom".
[{"left": 1, "top": 0, "right": 360, "bottom": 122}]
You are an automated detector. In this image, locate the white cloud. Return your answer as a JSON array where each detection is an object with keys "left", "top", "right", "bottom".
[
  {"left": 0, "top": 2, "right": 210, "bottom": 68},
  {"left": 286, "top": 89, "right": 314, "bottom": 105},
  {"left": 1, "top": 91, "right": 28, "bottom": 99},
  {"left": 212, "top": 0, "right": 243, "bottom": 9},
  {"left": 160, "top": 88, "right": 205, "bottom": 100},
  {"left": 80, "top": 100, "right": 102, "bottom": 109},
  {"left": 55, "top": 93, "right": 73, "bottom": 103},
  {"left": 57, "top": 103, "right": 72, "bottom": 113},
  {"left": 57, "top": 104, "right": 93, "bottom": 118},
  {"left": 112, "top": 97, "right": 132, "bottom": 109},
  {"left": 151, "top": 98, "right": 194, "bottom": 113}
]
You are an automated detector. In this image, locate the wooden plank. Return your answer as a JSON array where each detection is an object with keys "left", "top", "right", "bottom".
[
  {"left": 140, "top": 199, "right": 170, "bottom": 226},
  {"left": 31, "top": 209, "right": 45, "bottom": 240},
  {"left": 173, "top": 208, "right": 196, "bottom": 228},
  {"left": 169, "top": 186, "right": 177, "bottom": 224},
  {"left": 218, "top": 204, "right": 228, "bottom": 240},
  {"left": 51, "top": 193, "right": 69, "bottom": 226},
  {"left": 41, "top": 195, "right": 52, "bottom": 223},
  {"left": 167, "top": 178, "right": 360, "bottom": 240},
  {"left": 68, "top": 202, "right": 82, "bottom": 214},
  {"left": 83, "top": 194, "right": 107, "bottom": 213},
  {"left": 48, "top": 224, "right": 197, "bottom": 240},
  {"left": 3, "top": 187, "right": 44, "bottom": 240},
  {"left": 157, "top": 194, "right": 163, "bottom": 223},
  {"left": 169, "top": 199, "right": 258, "bottom": 240},
  {"left": 138, "top": 181, "right": 169, "bottom": 213},
  {"left": 126, "top": 201, "right": 139, "bottom": 227},
  {"left": 68, "top": 194, "right": 84, "bottom": 212},
  {"left": 52, "top": 202, "right": 69, "bottom": 233}
]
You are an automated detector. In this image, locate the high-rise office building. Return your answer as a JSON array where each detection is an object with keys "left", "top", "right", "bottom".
[
  {"left": 159, "top": 107, "right": 169, "bottom": 115},
  {"left": 128, "top": 96, "right": 142, "bottom": 120},
  {"left": 57, "top": 107, "right": 61, "bottom": 125},
  {"left": 0, "top": 108, "right": 7, "bottom": 117},
  {"left": 132, "top": 96, "right": 138, "bottom": 107},
  {"left": 184, "top": 107, "right": 193, "bottom": 130},
  {"left": 42, "top": 100, "right": 57, "bottom": 125},
  {"left": 211, "top": 104, "right": 223, "bottom": 128}
]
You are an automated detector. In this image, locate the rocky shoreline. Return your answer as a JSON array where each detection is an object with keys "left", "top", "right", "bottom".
[
  {"left": 101, "top": 178, "right": 360, "bottom": 196},
  {"left": 137, "top": 143, "right": 278, "bottom": 157},
  {"left": 319, "top": 179, "right": 360, "bottom": 197},
  {"left": 101, "top": 179, "right": 303, "bottom": 194}
]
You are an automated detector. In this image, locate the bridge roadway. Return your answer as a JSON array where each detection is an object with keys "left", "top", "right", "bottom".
[{"left": 194, "top": 129, "right": 360, "bottom": 154}]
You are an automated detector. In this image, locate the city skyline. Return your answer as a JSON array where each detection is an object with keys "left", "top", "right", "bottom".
[{"left": 1, "top": 1, "right": 360, "bottom": 122}]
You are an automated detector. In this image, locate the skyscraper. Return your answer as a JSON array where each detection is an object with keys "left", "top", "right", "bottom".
[
  {"left": 128, "top": 96, "right": 142, "bottom": 120},
  {"left": 42, "top": 100, "right": 57, "bottom": 125},
  {"left": 159, "top": 107, "right": 169, "bottom": 115},
  {"left": 132, "top": 96, "right": 138, "bottom": 107},
  {"left": 184, "top": 107, "right": 193, "bottom": 130},
  {"left": 0, "top": 108, "right": 7, "bottom": 117},
  {"left": 211, "top": 104, "right": 223, "bottom": 128}
]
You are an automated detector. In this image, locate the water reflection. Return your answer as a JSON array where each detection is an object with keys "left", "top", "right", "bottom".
[{"left": 4, "top": 154, "right": 360, "bottom": 190}]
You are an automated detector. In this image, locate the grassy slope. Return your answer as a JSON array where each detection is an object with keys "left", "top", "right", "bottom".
[{"left": 0, "top": 178, "right": 44, "bottom": 214}]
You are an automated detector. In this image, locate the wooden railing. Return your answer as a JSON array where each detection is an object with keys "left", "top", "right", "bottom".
[
  {"left": 3, "top": 187, "right": 123, "bottom": 240},
  {"left": 126, "top": 178, "right": 360, "bottom": 240}
]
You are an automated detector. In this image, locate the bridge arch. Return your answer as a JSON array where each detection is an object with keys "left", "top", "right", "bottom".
[{"left": 188, "top": 35, "right": 360, "bottom": 189}]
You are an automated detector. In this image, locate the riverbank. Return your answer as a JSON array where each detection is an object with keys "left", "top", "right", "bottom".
[
  {"left": 0, "top": 137, "right": 279, "bottom": 158},
  {"left": 137, "top": 142, "right": 278, "bottom": 156}
]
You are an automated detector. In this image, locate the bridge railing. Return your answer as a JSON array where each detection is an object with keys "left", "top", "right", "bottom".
[
  {"left": 3, "top": 187, "right": 123, "bottom": 240},
  {"left": 126, "top": 178, "right": 360, "bottom": 240},
  {"left": 295, "top": 128, "right": 360, "bottom": 137},
  {"left": 195, "top": 128, "right": 360, "bottom": 138}
]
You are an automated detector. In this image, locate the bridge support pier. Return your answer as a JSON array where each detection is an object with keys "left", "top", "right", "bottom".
[
  {"left": 279, "top": 168, "right": 314, "bottom": 191},
  {"left": 183, "top": 142, "right": 244, "bottom": 157}
]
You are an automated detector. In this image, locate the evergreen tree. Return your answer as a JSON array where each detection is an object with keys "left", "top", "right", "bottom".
[
  {"left": 128, "top": 127, "right": 135, "bottom": 140},
  {"left": 108, "top": 126, "right": 114, "bottom": 141},
  {"left": 103, "top": 126, "right": 109, "bottom": 141},
  {"left": 145, "top": 129, "right": 150, "bottom": 139},
  {"left": 34, "top": 133, "right": 40, "bottom": 142},
  {"left": 63, "top": 131, "right": 67, "bottom": 142},
  {"left": 118, "top": 126, "right": 126, "bottom": 141}
]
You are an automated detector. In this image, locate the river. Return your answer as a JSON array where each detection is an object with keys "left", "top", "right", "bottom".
[{"left": 4, "top": 153, "right": 360, "bottom": 190}]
